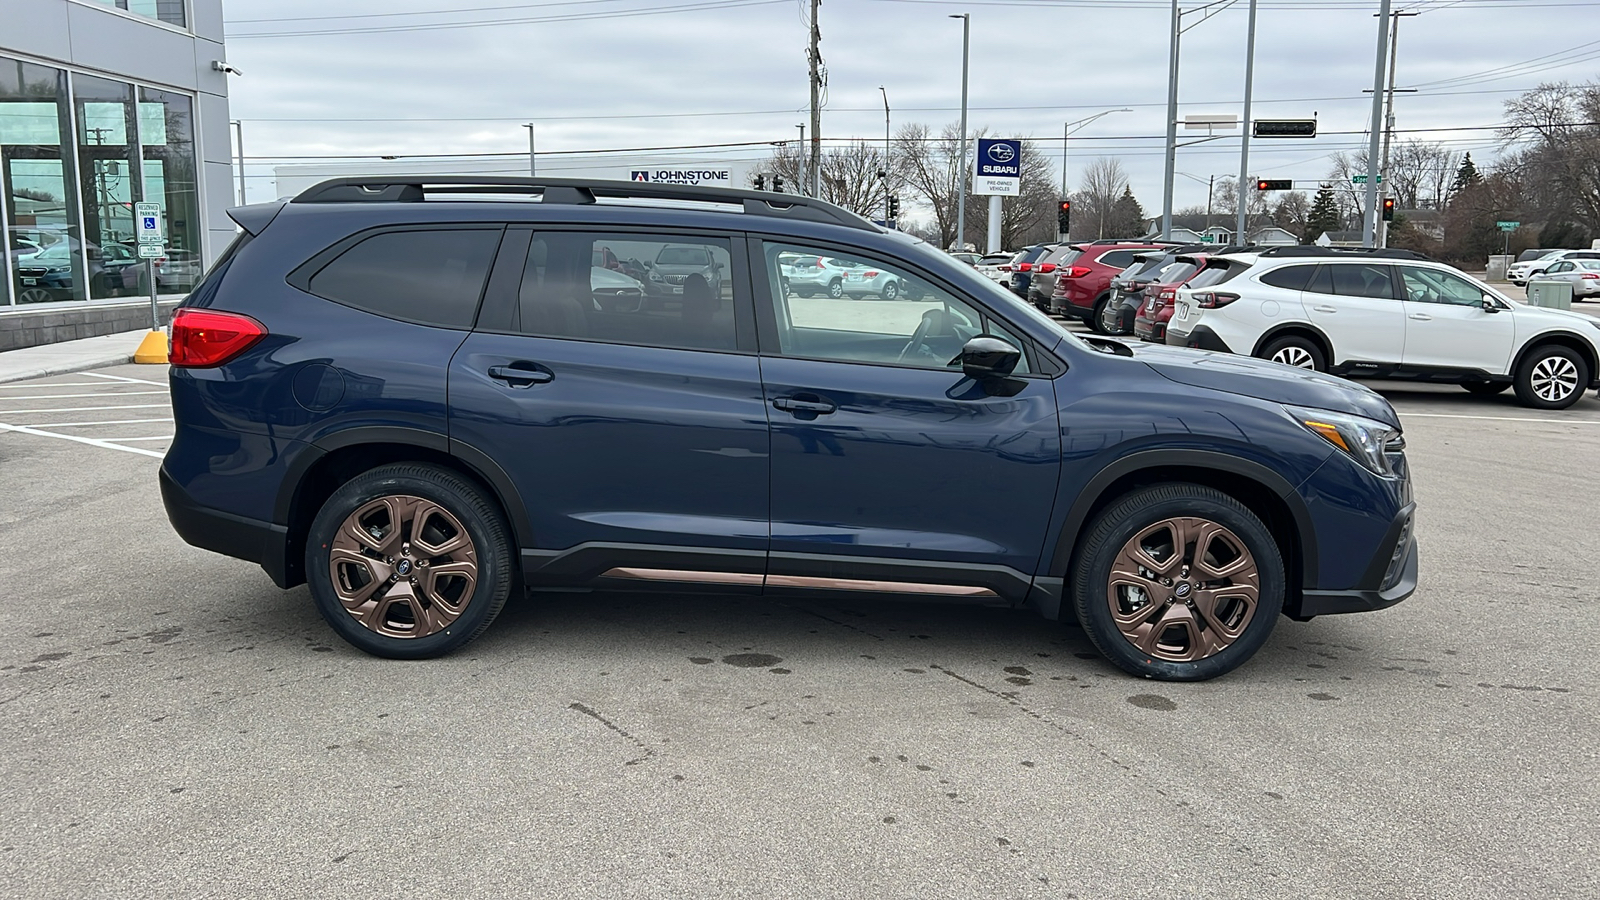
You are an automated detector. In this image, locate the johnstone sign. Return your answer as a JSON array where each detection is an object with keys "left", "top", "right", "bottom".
[
  {"left": 628, "top": 169, "right": 733, "bottom": 187},
  {"left": 973, "top": 139, "right": 1022, "bottom": 196}
]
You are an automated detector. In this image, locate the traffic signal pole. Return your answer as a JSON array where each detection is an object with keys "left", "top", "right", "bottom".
[
  {"left": 1362, "top": 0, "right": 1393, "bottom": 248},
  {"left": 1235, "top": 0, "right": 1257, "bottom": 243}
]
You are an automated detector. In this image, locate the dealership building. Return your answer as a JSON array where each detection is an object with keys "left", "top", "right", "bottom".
[{"left": 2, "top": 0, "right": 233, "bottom": 348}]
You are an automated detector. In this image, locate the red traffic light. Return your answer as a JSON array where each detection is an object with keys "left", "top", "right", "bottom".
[
  {"left": 1256, "top": 179, "right": 1293, "bottom": 191},
  {"left": 1060, "top": 201, "right": 1071, "bottom": 211}
]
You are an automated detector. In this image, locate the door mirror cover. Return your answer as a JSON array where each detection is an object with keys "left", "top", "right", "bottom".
[
  {"left": 1482, "top": 295, "right": 1500, "bottom": 313},
  {"left": 959, "top": 335, "right": 1022, "bottom": 379}
]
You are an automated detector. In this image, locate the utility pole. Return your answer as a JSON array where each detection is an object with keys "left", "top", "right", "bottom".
[
  {"left": 524, "top": 123, "right": 536, "bottom": 176},
  {"left": 1160, "top": 0, "right": 1181, "bottom": 240},
  {"left": 1362, "top": 0, "right": 1393, "bottom": 248},
  {"left": 808, "top": 0, "right": 822, "bottom": 198},
  {"left": 1235, "top": 0, "right": 1258, "bottom": 243},
  {"left": 1207, "top": 174, "right": 1214, "bottom": 234},
  {"left": 880, "top": 86, "right": 891, "bottom": 226},
  {"left": 231, "top": 120, "right": 245, "bottom": 205},
  {"left": 1376, "top": 11, "right": 1416, "bottom": 248},
  {"left": 952, "top": 13, "right": 970, "bottom": 252}
]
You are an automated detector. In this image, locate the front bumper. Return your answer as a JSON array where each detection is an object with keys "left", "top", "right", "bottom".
[{"left": 1296, "top": 505, "right": 1418, "bottom": 618}]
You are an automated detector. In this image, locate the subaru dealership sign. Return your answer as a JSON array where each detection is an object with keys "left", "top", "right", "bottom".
[{"left": 973, "top": 139, "right": 1021, "bottom": 196}]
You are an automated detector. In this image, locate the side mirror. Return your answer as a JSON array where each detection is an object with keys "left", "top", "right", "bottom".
[
  {"left": 959, "top": 335, "right": 1021, "bottom": 380},
  {"left": 1482, "top": 296, "right": 1501, "bottom": 313}
]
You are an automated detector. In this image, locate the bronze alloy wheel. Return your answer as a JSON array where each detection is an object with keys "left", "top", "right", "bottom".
[
  {"left": 328, "top": 494, "right": 479, "bottom": 639},
  {"left": 1106, "top": 516, "right": 1261, "bottom": 662}
]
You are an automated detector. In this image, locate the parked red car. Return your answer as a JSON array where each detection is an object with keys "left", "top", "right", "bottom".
[
  {"left": 1049, "top": 241, "right": 1176, "bottom": 330},
  {"left": 1134, "top": 254, "right": 1246, "bottom": 343}
]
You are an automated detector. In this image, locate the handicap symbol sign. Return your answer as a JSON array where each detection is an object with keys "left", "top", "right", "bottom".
[{"left": 142, "top": 216, "right": 157, "bottom": 230}]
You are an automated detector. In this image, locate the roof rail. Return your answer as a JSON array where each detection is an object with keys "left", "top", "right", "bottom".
[
  {"left": 1257, "top": 245, "right": 1432, "bottom": 261},
  {"left": 290, "top": 176, "right": 879, "bottom": 232}
]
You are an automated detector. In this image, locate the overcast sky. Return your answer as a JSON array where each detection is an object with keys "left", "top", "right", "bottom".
[{"left": 220, "top": 0, "right": 1596, "bottom": 214}]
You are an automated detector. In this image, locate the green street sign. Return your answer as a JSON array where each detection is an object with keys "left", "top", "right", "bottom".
[
  {"left": 1350, "top": 174, "right": 1384, "bottom": 184},
  {"left": 1496, "top": 221, "right": 1519, "bottom": 231}
]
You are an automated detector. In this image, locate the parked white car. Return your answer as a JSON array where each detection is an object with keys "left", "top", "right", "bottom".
[
  {"left": 780, "top": 253, "right": 906, "bottom": 300},
  {"left": 1164, "top": 247, "right": 1600, "bottom": 409},
  {"left": 1508, "top": 248, "right": 1600, "bottom": 285},
  {"left": 1529, "top": 258, "right": 1600, "bottom": 300},
  {"left": 975, "top": 252, "right": 1014, "bottom": 285}
]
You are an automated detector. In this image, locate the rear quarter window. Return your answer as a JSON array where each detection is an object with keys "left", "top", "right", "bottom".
[
  {"left": 1185, "top": 262, "right": 1245, "bottom": 289},
  {"left": 1095, "top": 250, "right": 1140, "bottom": 269},
  {"left": 1259, "top": 264, "right": 1315, "bottom": 291},
  {"left": 305, "top": 228, "right": 501, "bottom": 329}
]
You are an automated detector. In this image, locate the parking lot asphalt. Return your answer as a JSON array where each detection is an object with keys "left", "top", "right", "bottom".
[{"left": 1, "top": 357, "right": 1597, "bottom": 899}]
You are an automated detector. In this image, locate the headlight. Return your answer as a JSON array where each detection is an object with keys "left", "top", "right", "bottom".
[{"left": 1286, "top": 405, "right": 1402, "bottom": 477}]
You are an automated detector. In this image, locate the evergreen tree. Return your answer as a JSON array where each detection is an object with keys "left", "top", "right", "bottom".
[
  {"left": 1449, "top": 153, "right": 1480, "bottom": 197},
  {"left": 1303, "top": 186, "right": 1342, "bottom": 243},
  {"left": 1107, "top": 187, "right": 1147, "bottom": 238}
]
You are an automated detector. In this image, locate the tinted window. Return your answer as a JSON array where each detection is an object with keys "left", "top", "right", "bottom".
[
  {"left": 1546, "top": 261, "right": 1573, "bottom": 274},
  {"left": 1185, "top": 263, "right": 1242, "bottom": 290},
  {"left": 514, "top": 233, "right": 735, "bottom": 352},
  {"left": 1152, "top": 261, "right": 1199, "bottom": 285},
  {"left": 309, "top": 229, "right": 499, "bottom": 328},
  {"left": 1398, "top": 266, "right": 1487, "bottom": 306},
  {"left": 1260, "top": 264, "right": 1315, "bottom": 292},
  {"left": 1043, "top": 246, "right": 1079, "bottom": 264},
  {"left": 1306, "top": 264, "right": 1333, "bottom": 295},
  {"left": 1096, "top": 250, "right": 1139, "bottom": 269},
  {"left": 1329, "top": 264, "right": 1396, "bottom": 300},
  {"left": 763, "top": 242, "right": 1029, "bottom": 374}
]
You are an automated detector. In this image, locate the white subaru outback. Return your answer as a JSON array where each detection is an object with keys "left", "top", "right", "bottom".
[{"left": 1164, "top": 247, "right": 1600, "bottom": 410}]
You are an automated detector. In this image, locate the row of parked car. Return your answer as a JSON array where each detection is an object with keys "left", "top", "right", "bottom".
[
  {"left": 966, "top": 239, "right": 1600, "bottom": 411},
  {"left": 8, "top": 235, "right": 200, "bottom": 303}
]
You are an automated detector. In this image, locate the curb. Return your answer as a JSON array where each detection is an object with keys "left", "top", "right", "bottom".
[{"left": 0, "top": 350, "right": 140, "bottom": 385}]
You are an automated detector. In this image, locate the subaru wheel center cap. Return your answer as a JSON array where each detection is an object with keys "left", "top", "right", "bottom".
[
  {"left": 396, "top": 559, "right": 413, "bottom": 576},
  {"left": 1174, "top": 581, "right": 1193, "bottom": 599}
]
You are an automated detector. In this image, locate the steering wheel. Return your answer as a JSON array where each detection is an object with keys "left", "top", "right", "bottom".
[{"left": 897, "top": 309, "right": 943, "bottom": 364}]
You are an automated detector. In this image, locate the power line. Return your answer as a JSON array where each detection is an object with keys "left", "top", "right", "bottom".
[{"left": 226, "top": 0, "right": 787, "bottom": 38}]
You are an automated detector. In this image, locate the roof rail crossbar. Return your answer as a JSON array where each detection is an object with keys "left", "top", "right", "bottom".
[
  {"left": 292, "top": 176, "right": 875, "bottom": 230},
  {"left": 1258, "top": 245, "right": 1432, "bottom": 261}
]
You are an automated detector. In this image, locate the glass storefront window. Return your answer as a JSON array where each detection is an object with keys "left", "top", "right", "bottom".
[
  {"left": 139, "top": 87, "right": 200, "bottom": 293},
  {"left": 75, "top": 74, "right": 142, "bottom": 300},
  {"left": 86, "top": 0, "right": 187, "bottom": 29},
  {"left": 3, "top": 58, "right": 87, "bottom": 304}
]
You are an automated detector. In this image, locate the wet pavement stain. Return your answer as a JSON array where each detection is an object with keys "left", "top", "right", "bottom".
[
  {"left": 1006, "top": 677, "right": 1032, "bottom": 686},
  {"left": 721, "top": 653, "right": 782, "bottom": 668},
  {"left": 687, "top": 657, "right": 713, "bottom": 665},
  {"left": 1127, "top": 694, "right": 1178, "bottom": 711},
  {"left": 29, "top": 652, "right": 70, "bottom": 664},
  {"left": 1308, "top": 693, "right": 1339, "bottom": 701},
  {"left": 1003, "top": 666, "right": 1033, "bottom": 676},
  {"left": 145, "top": 626, "right": 183, "bottom": 645},
  {"left": 769, "top": 667, "right": 792, "bottom": 674}
]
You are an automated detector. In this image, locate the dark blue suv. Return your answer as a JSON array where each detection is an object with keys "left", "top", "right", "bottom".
[{"left": 160, "top": 177, "right": 1417, "bottom": 680}]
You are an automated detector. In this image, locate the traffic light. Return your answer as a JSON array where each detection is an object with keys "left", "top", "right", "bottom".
[
  {"left": 887, "top": 196, "right": 900, "bottom": 219},
  {"left": 773, "top": 175, "right": 784, "bottom": 192},
  {"left": 1256, "top": 179, "right": 1293, "bottom": 191},
  {"left": 1382, "top": 197, "right": 1396, "bottom": 221},
  {"left": 1058, "top": 199, "right": 1071, "bottom": 233}
]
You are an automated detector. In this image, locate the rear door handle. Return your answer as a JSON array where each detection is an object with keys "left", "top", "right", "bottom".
[
  {"left": 772, "top": 396, "right": 836, "bottom": 415},
  {"left": 488, "top": 364, "right": 553, "bottom": 387},
  {"left": 1408, "top": 313, "right": 1432, "bottom": 321},
  {"left": 1313, "top": 305, "right": 1338, "bottom": 314}
]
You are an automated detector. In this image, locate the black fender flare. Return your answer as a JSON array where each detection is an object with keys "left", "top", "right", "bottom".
[
  {"left": 1046, "top": 448, "right": 1319, "bottom": 589},
  {"left": 1251, "top": 321, "right": 1335, "bottom": 363}
]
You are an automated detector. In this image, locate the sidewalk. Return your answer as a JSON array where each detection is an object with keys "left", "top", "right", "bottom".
[{"left": 0, "top": 328, "right": 161, "bottom": 384}]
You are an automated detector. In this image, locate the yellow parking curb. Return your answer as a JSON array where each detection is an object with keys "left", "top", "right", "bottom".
[{"left": 134, "top": 329, "right": 169, "bottom": 365}]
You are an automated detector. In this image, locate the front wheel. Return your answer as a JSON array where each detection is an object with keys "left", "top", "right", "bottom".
[
  {"left": 1072, "top": 484, "right": 1284, "bottom": 681},
  {"left": 306, "top": 464, "right": 513, "bottom": 659},
  {"left": 1513, "top": 345, "right": 1589, "bottom": 410},
  {"left": 827, "top": 278, "right": 844, "bottom": 299},
  {"left": 880, "top": 280, "right": 900, "bottom": 301},
  {"left": 1260, "top": 336, "right": 1326, "bottom": 372}
]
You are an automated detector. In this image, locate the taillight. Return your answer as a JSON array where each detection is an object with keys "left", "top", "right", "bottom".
[
  {"left": 1018, "top": 262, "right": 1034, "bottom": 272},
  {"left": 1065, "top": 265, "right": 1092, "bottom": 278},
  {"left": 1193, "top": 291, "right": 1241, "bottom": 309},
  {"left": 1159, "top": 289, "right": 1175, "bottom": 300},
  {"left": 1038, "top": 263, "right": 1057, "bottom": 273},
  {"left": 169, "top": 308, "right": 267, "bottom": 368},
  {"left": 1583, "top": 273, "right": 1600, "bottom": 280},
  {"left": 999, "top": 265, "right": 1012, "bottom": 272},
  {"left": 862, "top": 270, "right": 880, "bottom": 278}
]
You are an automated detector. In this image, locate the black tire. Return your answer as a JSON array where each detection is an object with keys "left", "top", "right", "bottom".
[
  {"left": 1259, "top": 335, "right": 1327, "bottom": 372},
  {"left": 1462, "top": 380, "right": 1511, "bottom": 396},
  {"left": 1513, "top": 344, "right": 1589, "bottom": 410},
  {"left": 827, "top": 278, "right": 844, "bottom": 299},
  {"left": 1088, "top": 296, "right": 1111, "bottom": 334},
  {"left": 881, "top": 280, "right": 900, "bottom": 301},
  {"left": 305, "top": 464, "right": 514, "bottom": 659},
  {"left": 1071, "top": 483, "right": 1285, "bottom": 681}
]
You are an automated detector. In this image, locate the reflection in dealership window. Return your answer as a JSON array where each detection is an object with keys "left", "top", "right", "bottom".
[
  {"left": 87, "top": 0, "right": 186, "bottom": 28},
  {"left": 765, "top": 243, "right": 1029, "bottom": 373},
  {"left": 3, "top": 57, "right": 87, "bottom": 304},
  {"left": 515, "top": 233, "right": 737, "bottom": 352}
]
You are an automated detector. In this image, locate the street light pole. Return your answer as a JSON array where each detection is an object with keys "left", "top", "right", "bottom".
[
  {"left": 230, "top": 120, "right": 245, "bottom": 205},
  {"left": 1160, "top": 0, "right": 1181, "bottom": 240},
  {"left": 1363, "top": 0, "right": 1393, "bottom": 248},
  {"left": 1235, "top": 0, "right": 1258, "bottom": 242},
  {"left": 796, "top": 123, "right": 806, "bottom": 195},
  {"left": 1060, "top": 108, "right": 1132, "bottom": 207},
  {"left": 524, "top": 123, "right": 536, "bottom": 176},
  {"left": 952, "top": 13, "right": 970, "bottom": 252},
  {"left": 881, "top": 86, "right": 891, "bottom": 226}
]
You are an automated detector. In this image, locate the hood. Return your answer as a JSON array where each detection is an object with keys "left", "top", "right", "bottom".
[
  {"left": 1127, "top": 343, "right": 1402, "bottom": 429},
  {"left": 1509, "top": 300, "right": 1600, "bottom": 331}
]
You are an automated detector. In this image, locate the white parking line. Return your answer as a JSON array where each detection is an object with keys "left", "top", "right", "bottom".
[
  {"left": 0, "top": 391, "right": 166, "bottom": 401},
  {"left": 0, "top": 382, "right": 113, "bottom": 389},
  {"left": 105, "top": 436, "right": 173, "bottom": 442},
  {"left": 0, "top": 423, "right": 164, "bottom": 458},
  {"left": 29, "top": 418, "right": 174, "bottom": 428},
  {"left": 1404, "top": 412, "right": 1600, "bottom": 424},
  {"left": 84, "top": 372, "right": 166, "bottom": 386},
  {"left": 0, "top": 404, "right": 170, "bottom": 414}
]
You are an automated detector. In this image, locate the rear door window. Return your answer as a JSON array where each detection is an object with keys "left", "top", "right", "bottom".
[
  {"left": 1328, "top": 263, "right": 1397, "bottom": 300},
  {"left": 307, "top": 228, "right": 501, "bottom": 328}
]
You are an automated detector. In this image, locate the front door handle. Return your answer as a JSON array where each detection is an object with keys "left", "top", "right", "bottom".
[
  {"left": 772, "top": 396, "right": 837, "bottom": 415},
  {"left": 488, "top": 364, "right": 553, "bottom": 387},
  {"left": 1408, "top": 313, "right": 1432, "bottom": 321},
  {"left": 1313, "top": 305, "right": 1338, "bottom": 314}
]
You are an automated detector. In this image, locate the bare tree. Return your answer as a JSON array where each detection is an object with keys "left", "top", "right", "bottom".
[
  {"left": 1270, "top": 192, "right": 1311, "bottom": 237},
  {"left": 1499, "top": 81, "right": 1600, "bottom": 240},
  {"left": 1073, "top": 157, "right": 1130, "bottom": 239},
  {"left": 893, "top": 122, "right": 966, "bottom": 248},
  {"left": 762, "top": 140, "right": 892, "bottom": 220},
  {"left": 892, "top": 123, "right": 1057, "bottom": 249}
]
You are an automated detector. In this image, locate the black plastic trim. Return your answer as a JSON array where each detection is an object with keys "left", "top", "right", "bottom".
[
  {"left": 1298, "top": 538, "right": 1417, "bottom": 617},
  {"left": 161, "top": 467, "right": 292, "bottom": 588},
  {"left": 1170, "top": 325, "right": 1234, "bottom": 353},
  {"left": 1250, "top": 321, "right": 1334, "bottom": 360},
  {"left": 1047, "top": 449, "right": 1318, "bottom": 588}
]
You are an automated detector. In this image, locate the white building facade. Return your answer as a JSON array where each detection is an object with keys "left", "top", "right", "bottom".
[{"left": 1, "top": 0, "right": 233, "bottom": 310}]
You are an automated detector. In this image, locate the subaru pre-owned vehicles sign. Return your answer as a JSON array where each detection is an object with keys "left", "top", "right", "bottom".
[{"left": 974, "top": 139, "right": 1021, "bottom": 195}]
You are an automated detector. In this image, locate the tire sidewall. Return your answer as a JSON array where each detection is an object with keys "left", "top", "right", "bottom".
[
  {"left": 306, "top": 466, "right": 512, "bottom": 659},
  {"left": 1263, "top": 336, "right": 1326, "bottom": 372},
  {"left": 1073, "top": 486, "right": 1285, "bottom": 681},
  {"left": 1514, "top": 346, "right": 1589, "bottom": 410}
]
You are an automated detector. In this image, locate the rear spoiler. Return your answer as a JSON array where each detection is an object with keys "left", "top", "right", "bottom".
[{"left": 226, "top": 200, "right": 287, "bottom": 236}]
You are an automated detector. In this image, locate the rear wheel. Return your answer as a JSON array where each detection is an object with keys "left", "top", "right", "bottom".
[
  {"left": 306, "top": 464, "right": 513, "bottom": 659},
  {"left": 1261, "top": 335, "right": 1326, "bottom": 372},
  {"left": 1513, "top": 345, "right": 1588, "bottom": 410},
  {"left": 1072, "top": 484, "right": 1284, "bottom": 681},
  {"left": 827, "top": 278, "right": 844, "bottom": 299},
  {"left": 1088, "top": 296, "right": 1111, "bottom": 334},
  {"left": 880, "top": 280, "right": 900, "bottom": 301},
  {"left": 18, "top": 287, "right": 53, "bottom": 304}
]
